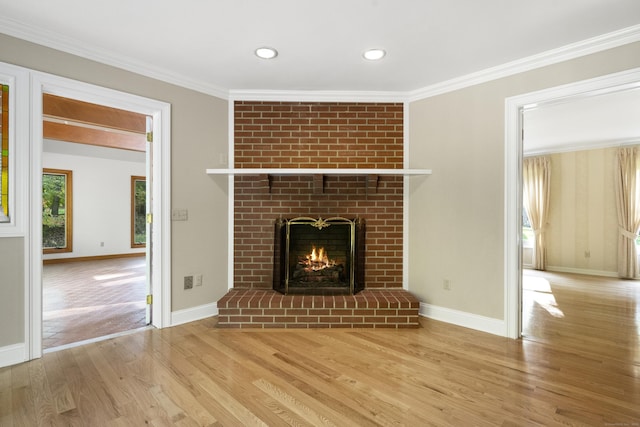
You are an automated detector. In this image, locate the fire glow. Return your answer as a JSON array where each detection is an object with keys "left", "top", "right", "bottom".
[{"left": 302, "top": 246, "right": 336, "bottom": 271}]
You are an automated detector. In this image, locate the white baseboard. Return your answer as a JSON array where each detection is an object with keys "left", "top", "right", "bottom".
[
  {"left": 545, "top": 266, "right": 618, "bottom": 278},
  {"left": 419, "top": 303, "right": 506, "bottom": 337},
  {"left": 171, "top": 302, "right": 218, "bottom": 327},
  {"left": 0, "top": 343, "right": 26, "bottom": 368}
]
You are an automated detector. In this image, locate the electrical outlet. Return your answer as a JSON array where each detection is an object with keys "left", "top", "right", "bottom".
[
  {"left": 585, "top": 250, "right": 591, "bottom": 258},
  {"left": 443, "top": 279, "right": 451, "bottom": 290},
  {"left": 184, "top": 275, "right": 194, "bottom": 290},
  {"left": 195, "top": 274, "right": 203, "bottom": 287}
]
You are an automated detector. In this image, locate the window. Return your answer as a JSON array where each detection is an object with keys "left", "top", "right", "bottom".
[
  {"left": 131, "top": 175, "right": 146, "bottom": 247},
  {"left": 43, "top": 169, "right": 73, "bottom": 253},
  {"left": 0, "top": 84, "right": 8, "bottom": 222},
  {"left": 0, "top": 64, "right": 29, "bottom": 235},
  {"left": 522, "top": 207, "right": 534, "bottom": 248}
]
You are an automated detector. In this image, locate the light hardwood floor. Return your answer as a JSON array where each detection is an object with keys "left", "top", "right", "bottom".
[{"left": 1, "top": 271, "right": 638, "bottom": 426}]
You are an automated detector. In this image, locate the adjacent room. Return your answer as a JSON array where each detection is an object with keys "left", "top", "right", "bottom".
[
  {"left": 521, "top": 87, "right": 640, "bottom": 353},
  {"left": 40, "top": 95, "right": 149, "bottom": 349}
]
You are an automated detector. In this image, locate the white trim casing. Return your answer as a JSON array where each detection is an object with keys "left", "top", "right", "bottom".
[
  {"left": 227, "top": 99, "right": 235, "bottom": 290},
  {"left": 504, "top": 95, "right": 523, "bottom": 339},
  {"left": 153, "top": 102, "right": 172, "bottom": 328},
  {"left": 29, "top": 81, "right": 44, "bottom": 358},
  {"left": 504, "top": 67, "right": 640, "bottom": 340},
  {"left": 402, "top": 102, "right": 410, "bottom": 290}
]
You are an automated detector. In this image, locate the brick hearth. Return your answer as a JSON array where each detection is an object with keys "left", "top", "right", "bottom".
[{"left": 217, "top": 288, "right": 420, "bottom": 329}]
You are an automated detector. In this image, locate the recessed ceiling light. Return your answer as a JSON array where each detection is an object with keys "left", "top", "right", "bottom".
[
  {"left": 363, "top": 49, "right": 386, "bottom": 61},
  {"left": 255, "top": 47, "right": 278, "bottom": 59}
]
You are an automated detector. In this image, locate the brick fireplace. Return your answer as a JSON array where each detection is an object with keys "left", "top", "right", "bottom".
[{"left": 216, "top": 101, "right": 420, "bottom": 328}]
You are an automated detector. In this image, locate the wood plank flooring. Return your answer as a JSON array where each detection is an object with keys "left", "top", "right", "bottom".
[
  {"left": 2, "top": 271, "right": 639, "bottom": 426},
  {"left": 522, "top": 269, "right": 640, "bottom": 359},
  {"left": 42, "top": 257, "right": 147, "bottom": 349}
]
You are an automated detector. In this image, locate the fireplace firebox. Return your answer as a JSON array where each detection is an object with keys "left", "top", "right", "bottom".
[{"left": 274, "top": 217, "right": 365, "bottom": 295}]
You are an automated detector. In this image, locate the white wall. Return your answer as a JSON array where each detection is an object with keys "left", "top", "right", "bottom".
[{"left": 42, "top": 139, "right": 146, "bottom": 259}]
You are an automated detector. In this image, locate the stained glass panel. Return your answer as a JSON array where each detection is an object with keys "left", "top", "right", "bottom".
[{"left": 0, "top": 84, "right": 9, "bottom": 220}]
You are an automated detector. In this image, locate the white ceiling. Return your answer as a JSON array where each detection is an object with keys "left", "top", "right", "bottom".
[
  {"left": 1, "top": 0, "right": 639, "bottom": 96},
  {"left": 524, "top": 88, "right": 640, "bottom": 155}
]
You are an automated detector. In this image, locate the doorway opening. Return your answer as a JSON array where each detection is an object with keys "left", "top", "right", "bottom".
[
  {"left": 504, "top": 67, "right": 640, "bottom": 339},
  {"left": 29, "top": 73, "right": 171, "bottom": 359},
  {"left": 41, "top": 94, "right": 151, "bottom": 350}
]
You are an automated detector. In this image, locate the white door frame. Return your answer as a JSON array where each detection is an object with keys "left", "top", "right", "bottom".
[
  {"left": 29, "top": 72, "right": 172, "bottom": 358},
  {"left": 504, "top": 67, "right": 640, "bottom": 339}
]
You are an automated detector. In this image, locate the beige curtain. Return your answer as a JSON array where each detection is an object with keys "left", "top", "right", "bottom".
[
  {"left": 523, "top": 156, "right": 551, "bottom": 270},
  {"left": 615, "top": 147, "right": 640, "bottom": 279}
]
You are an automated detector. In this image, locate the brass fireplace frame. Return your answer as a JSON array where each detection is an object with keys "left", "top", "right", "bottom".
[{"left": 274, "top": 216, "right": 365, "bottom": 295}]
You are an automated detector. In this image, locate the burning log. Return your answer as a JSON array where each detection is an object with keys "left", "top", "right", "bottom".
[
  {"left": 292, "top": 263, "right": 344, "bottom": 282},
  {"left": 292, "top": 245, "right": 345, "bottom": 283}
]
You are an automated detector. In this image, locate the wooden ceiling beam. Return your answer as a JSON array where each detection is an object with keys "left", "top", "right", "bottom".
[
  {"left": 43, "top": 121, "right": 147, "bottom": 152},
  {"left": 42, "top": 93, "right": 148, "bottom": 152},
  {"left": 43, "top": 93, "right": 147, "bottom": 134}
]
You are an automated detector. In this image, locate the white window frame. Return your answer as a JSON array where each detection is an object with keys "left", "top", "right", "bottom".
[{"left": 0, "top": 62, "right": 29, "bottom": 236}]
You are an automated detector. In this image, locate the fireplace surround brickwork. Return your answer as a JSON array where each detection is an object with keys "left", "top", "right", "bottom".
[
  {"left": 234, "top": 101, "right": 404, "bottom": 169},
  {"left": 234, "top": 101, "right": 404, "bottom": 291},
  {"left": 218, "top": 101, "right": 420, "bottom": 328}
]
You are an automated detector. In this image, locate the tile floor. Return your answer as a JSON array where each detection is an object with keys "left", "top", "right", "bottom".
[{"left": 42, "top": 257, "right": 148, "bottom": 349}]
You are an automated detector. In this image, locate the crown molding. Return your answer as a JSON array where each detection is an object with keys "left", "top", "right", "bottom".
[
  {"left": 228, "top": 89, "right": 408, "bottom": 103},
  {"left": 0, "top": 16, "right": 230, "bottom": 100},
  {"left": 524, "top": 137, "right": 640, "bottom": 157},
  {"left": 407, "top": 24, "right": 640, "bottom": 103},
  {"left": 1, "top": 15, "right": 639, "bottom": 103}
]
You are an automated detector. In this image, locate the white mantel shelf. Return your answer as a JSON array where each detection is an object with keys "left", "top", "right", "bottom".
[{"left": 206, "top": 168, "right": 432, "bottom": 176}]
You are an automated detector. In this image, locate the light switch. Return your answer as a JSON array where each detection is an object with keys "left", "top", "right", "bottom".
[{"left": 172, "top": 208, "right": 188, "bottom": 221}]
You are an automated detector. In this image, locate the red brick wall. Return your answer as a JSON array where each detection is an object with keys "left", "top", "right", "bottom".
[{"left": 234, "top": 101, "right": 404, "bottom": 290}]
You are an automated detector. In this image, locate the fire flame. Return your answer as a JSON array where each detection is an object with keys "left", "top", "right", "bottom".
[{"left": 304, "top": 245, "right": 335, "bottom": 271}]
